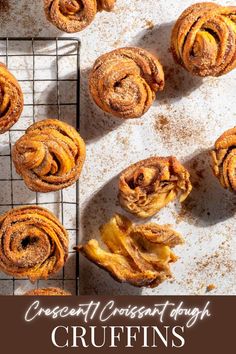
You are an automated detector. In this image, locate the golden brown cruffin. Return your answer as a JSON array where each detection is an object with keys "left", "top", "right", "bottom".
[
  {"left": 89, "top": 47, "right": 165, "bottom": 119},
  {"left": 171, "top": 2, "right": 236, "bottom": 77},
  {"left": 0, "top": 63, "right": 24, "bottom": 134},
  {"left": 12, "top": 119, "right": 86, "bottom": 193},
  {"left": 24, "top": 287, "right": 71, "bottom": 296},
  {"left": 76, "top": 214, "right": 184, "bottom": 288},
  {"left": 44, "top": 0, "right": 116, "bottom": 33},
  {"left": 119, "top": 157, "right": 192, "bottom": 218},
  {"left": 211, "top": 127, "right": 236, "bottom": 192},
  {"left": 0, "top": 206, "right": 68, "bottom": 282}
]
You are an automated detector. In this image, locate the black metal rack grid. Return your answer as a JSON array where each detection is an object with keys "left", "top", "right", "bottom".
[{"left": 0, "top": 37, "right": 80, "bottom": 295}]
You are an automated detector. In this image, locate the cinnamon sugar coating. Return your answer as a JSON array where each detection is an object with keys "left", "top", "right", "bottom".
[
  {"left": 211, "top": 127, "right": 236, "bottom": 192},
  {"left": 12, "top": 119, "right": 86, "bottom": 193},
  {"left": 89, "top": 47, "right": 165, "bottom": 119},
  {"left": 44, "top": 0, "right": 116, "bottom": 33},
  {"left": 97, "top": 0, "right": 115, "bottom": 11},
  {"left": 0, "top": 63, "right": 23, "bottom": 134},
  {"left": 0, "top": 206, "right": 68, "bottom": 282},
  {"left": 171, "top": 2, "right": 236, "bottom": 76},
  {"left": 25, "top": 287, "right": 71, "bottom": 296}
]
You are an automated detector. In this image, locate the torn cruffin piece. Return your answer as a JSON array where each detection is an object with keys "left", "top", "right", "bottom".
[
  {"left": 211, "top": 127, "right": 236, "bottom": 192},
  {"left": 44, "top": 0, "right": 116, "bottom": 33},
  {"left": 76, "top": 214, "right": 184, "bottom": 288},
  {"left": 118, "top": 156, "right": 192, "bottom": 218}
]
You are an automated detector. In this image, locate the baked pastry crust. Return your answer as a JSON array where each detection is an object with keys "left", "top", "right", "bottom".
[
  {"left": 89, "top": 47, "right": 165, "bottom": 119},
  {"left": 25, "top": 287, "right": 71, "bottom": 296},
  {"left": 211, "top": 127, "right": 236, "bottom": 192},
  {"left": 171, "top": 2, "right": 236, "bottom": 77},
  {"left": 97, "top": 0, "right": 115, "bottom": 11},
  {"left": 0, "top": 63, "right": 23, "bottom": 134},
  {"left": 77, "top": 214, "right": 184, "bottom": 288},
  {"left": 12, "top": 119, "right": 86, "bottom": 193},
  {"left": 44, "top": 0, "right": 116, "bottom": 33},
  {"left": 0, "top": 206, "right": 68, "bottom": 281},
  {"left": 119, "top": 156, "right": 192, "bottom": 218}
]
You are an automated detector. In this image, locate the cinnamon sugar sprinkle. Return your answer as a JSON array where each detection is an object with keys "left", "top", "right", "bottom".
[{"left": 154, "top": 113, "right": 206, "bottom": 149}]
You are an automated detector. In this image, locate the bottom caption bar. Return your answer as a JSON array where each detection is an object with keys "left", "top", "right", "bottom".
[{"left": 0, "top": 296, "right": 234, "bottom": 353}]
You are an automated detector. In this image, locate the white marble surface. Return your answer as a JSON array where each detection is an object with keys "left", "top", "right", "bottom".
[{"left": 0, "top": 0, "right": 236, "bottom": 295}]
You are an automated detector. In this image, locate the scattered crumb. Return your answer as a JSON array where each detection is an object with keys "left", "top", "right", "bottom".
[
  {"left": 145, "top": 20, "right": 155, "bottom": 30},
  {"left": 206, "top": 284, "right": 216, "bottom": 292}
]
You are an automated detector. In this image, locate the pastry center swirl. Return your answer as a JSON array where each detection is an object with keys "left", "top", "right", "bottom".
[
  {"left": 59, "top": 0, "right": 83, "bottom": 16},
  {"left": 18, "top": 135, "right": 76, "bottom": 179}
]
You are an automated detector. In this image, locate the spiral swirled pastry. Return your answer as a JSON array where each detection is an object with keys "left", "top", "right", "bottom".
[
  {"left": 211, "top": 127, "right": 236, "bottom": 192},
  {"left": 0, "top": 206, "right": 68, "bottom": 281},
  {"left": 171, "top": 2, "right": 236, "bottom": 77},
  {"left": 89, "top": 47, "right": 165, "bottom": 119},
  {"left": 25, "top": 287, "right": 71, "bottom": 296},
  {"left": 0, "top": 63, "right": 23, "bottom": 134},
  {"left": 119, "top": 157, "right": 192, "bottom": 218},
  {"left": 12, "top": 119, "right": 86, "bottom": 193},
  {"left": 44, "top": 0, "right": 116, "bottom": 33},
  {"left": 77, "top": 214, "right": 184, "bottom": 288}
]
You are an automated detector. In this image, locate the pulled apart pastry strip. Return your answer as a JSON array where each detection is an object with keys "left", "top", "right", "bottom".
[
  {"left": 0, "top": 206, "right": 68, "bottom": 282},
  {"left": 211, "top": 126, "right": 236, "bottom": 192},
  {"left": 76, "top": 214, "right": 184, "bottom": 288},
  {"left": 171, "top": 2, "right": 236, "bottom": 76},
  {"left": 0, "top": 63, "right": 23, "bottom": 133},
  {"left": 119, "top": 156, "right": 192, "bottom": 218}
]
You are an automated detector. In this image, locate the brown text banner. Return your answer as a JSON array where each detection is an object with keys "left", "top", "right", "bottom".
[{"left": 0, "top": 296, "right": 234, "bottom": 353}]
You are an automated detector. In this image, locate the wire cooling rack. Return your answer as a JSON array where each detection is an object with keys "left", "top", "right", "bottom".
[{"left": 0, "top": 37, "right": 80, "bottom": 295}]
